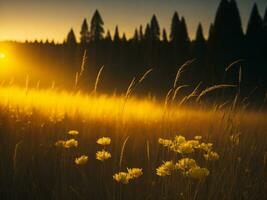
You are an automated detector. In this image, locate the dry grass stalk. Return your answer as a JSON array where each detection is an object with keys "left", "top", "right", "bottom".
[
  {"left": 93, "top": 65, "right": 104, "bottom": 94},
  {"left": 119, "top": 136, "right": 130, "bottom": 168},
  {"left": 196, "top": 84, "right": 236, "bottom": 102},
  {"left": 173, "top": 59, "right": 195, "bottom": 89}
]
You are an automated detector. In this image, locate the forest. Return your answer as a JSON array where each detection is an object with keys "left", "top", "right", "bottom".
[{"left": 1, "top": 0, "right": 267, "bottom": 99}]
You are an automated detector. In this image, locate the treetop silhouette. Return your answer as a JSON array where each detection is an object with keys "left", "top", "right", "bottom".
[
  {"left": 150, "top": 15, "right": 160, "bottom": 41},
  {"left": 66, "top": 28, "right": 77, "bottom": 45},
  {"left": 170, "top": 11, "right": 180, "bottom": 42},
  {"left": 90, "top": 9, "right": 104, "bottom": 42},
  {"left": 195, "top": 23, "right": 205, "bottom": 42},
  {"left": 80, "top": 18, "right": 90, "bottom": 45}
]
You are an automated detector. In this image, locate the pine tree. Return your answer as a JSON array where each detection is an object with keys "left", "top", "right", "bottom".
[
  {"left": 193, "top": 23, "right": 207, "bottom": 85},
  {"left": 245, "top": 3, "right": 264, "bottom": 85},
  {"left": 105, "top": 30, "right": 112, "bottom": 42},
  {"left": 208, "top": 23, "right": 214, "bottom": 41},
  {"left": 122, "top": 33, "right": 127, "bottom": 42},
  {"left": 80, "top": 18, "right": 90, "bottom": 45},
  {"left": 133, "top": 28, "right": 139, "bottom": 42},
  {"left": 170, "top": 11, "right": 180, "bottom": 42},
  {"left": 180, "top": 17, "right": 190, "bottom": 44},
  {"left": 207, "top": 0, "right": 244, "bottom": 84},
  {"left": 90, "top": 10, "right": 104, "bottom": 42},
  {"left": 113, "top": 26, "right": 120, "bottom": 43},
  {"left": 144, "top": 24, "right": 151, "bottom": 41},
  {"left": 150, "top": 15, "right": 160, "bottom": 41},
  {"left": 246, "top": 4, "right": 263, "bottom": 40},
  {"left": 162, "top": 29, "right": 168, "bottom": 42},
  {"left": 229, "top": 0, "right": 244, "bottom": 43},
  {"left": 139, "top": 25, "right": 144, "bottom": 41},
  {"left": 66, "top": 29, "right": 77, "bottom": 45},
  {"left": 195, "top": 23, "right": 205, "bottom": 43}
]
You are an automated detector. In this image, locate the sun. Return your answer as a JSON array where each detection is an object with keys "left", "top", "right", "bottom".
[{"left": 0, "top": 53, "right": 6, "bottom": 59}]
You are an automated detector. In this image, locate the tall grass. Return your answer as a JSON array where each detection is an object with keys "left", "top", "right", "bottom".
[{"left": 0, "top": 60, "right": 266, "bottom": 200}]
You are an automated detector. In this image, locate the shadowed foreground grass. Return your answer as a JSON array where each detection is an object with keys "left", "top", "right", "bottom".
[{"left": 0, "top": 86, "right": 266, "bottom": 200}]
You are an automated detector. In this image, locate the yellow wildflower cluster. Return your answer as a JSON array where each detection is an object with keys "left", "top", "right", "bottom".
[
  {"left": 113, "top": 168, "right": 143, "bottom": 184},
  {"left": 175, "top": 158, "right": 197, "bottom": 173},
  {"left": 156, "top": 161, "right": 175, "bottom": 177},
  {"left": 156, "top": 158, "right": 209, "bottom": 180},
  {"left": 157, "top": 135, "right": 219, "bottom": 180},
  {"left": 96, "top": 137, "right": 112, "bottom": 161},
  {"left": 55, "top": 138, "right": 78, "bottom": 148},
  {"left": 187, "top": 167, "right": 210, "bottom": 179},
  {"left": 97, "top": 137, "right": 111, "bottom": 146},
  {"left": 68, "top": 130, "right": 79, "bottom": 136},
  {"left": 96, "top": 150, "right": 111, "bottom": 161},
  {"left": 194, "top": 135, "right": 202, "bottom": 140},
  {"left": 158, "top": 138, "right": 172, "bottom": 147},
  {"left": 203, "top": 151, "right": 220, "bottom": 161},
  {"left": 55, "top": 130, "right": 79, "bottom": 148},
  {"left": 158, "top": 135, "right": 219, "bottom": 157},
  {"left": 75, "top": 155, "right": 88, "bottom": 165}
]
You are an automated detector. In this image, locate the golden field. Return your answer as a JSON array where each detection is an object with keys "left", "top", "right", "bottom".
[{"left": 0, "top": 86, "right": 266, "bottom": 200}]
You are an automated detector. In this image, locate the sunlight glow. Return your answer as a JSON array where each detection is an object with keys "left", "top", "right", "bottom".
[
  {"left": 0, "top": 86, "right": 264, "bottom": 131},
  {"left": 0, "top": 86, "right": 201, "bottom": 125},
  {"left": 0, "top": 53, "right": 6, "bottom": 59}
]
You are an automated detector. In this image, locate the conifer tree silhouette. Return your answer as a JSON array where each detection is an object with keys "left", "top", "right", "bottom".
[
  {"left": 179, "top": 17, "right": 190, "bottom": 63},
  {"left": 80, "top": 18, "right": 90, "bottom": 45},
  {"left": 170, "top": 11, "right": 180, "bottom": 42},
  {"left": 193, "top": 23, "right": 207, "bottom": 84},
  {"left": 133, "top": 29, "right": 139, "bottom": 42},
  {"left": 144, "top": 24, "right": 151, "bottom": 41},
  {"left": 105, "top": 30, "right": 112, "bottom": 42},
  {"left": 113, "top": 26, "right": 121, "bottom": 43},
  {"left": 162, "top": 29, "right": 168, "bottom": 42},
  {"left": 90, "top": 10, "right": 104, "bottom": 42},
  {"left": 246, "top": 3, "right": 264, "bottom": 87},
  {"left": 122, "top": 33, "right": 127, "bottom": 43},
  {"left": 66, "top": 29, "right": 77, "bottom": 45},
  {"left": 139, "top": 25, "right": 144, "bottom": 41},
  {"left": 208, "top": 0, "right": 244, "bottom": 84},
  {"left": 150, "top": 15, "right": 160, "bottom": 41},
  {"left": 246, "top": 4, "right": 263, "bottom": 39},
  {"left": 195, "top": 23, "right": 205, "bottom": 44}
]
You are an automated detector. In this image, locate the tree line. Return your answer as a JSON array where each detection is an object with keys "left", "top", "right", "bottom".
[{"left": 6, "top": 0, "right": 267, "bottom": 100}]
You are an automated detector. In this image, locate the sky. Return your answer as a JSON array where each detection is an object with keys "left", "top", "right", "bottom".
[{"left": 0, "top": 0, "right": 266, "bottom": 42}]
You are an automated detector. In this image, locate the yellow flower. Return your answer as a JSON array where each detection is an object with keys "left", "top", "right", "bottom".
[
  {"left": 68, "top": 130, "right": 79, "bottom": 136},
  {"left": 156, "top": 161, "right": 174, "bottom": 177},
  {"left": 158, "top": 138, "right": 173, "bottom": 147},
  {"left": 75, "top": 155, "right": 88, "bottom": 165},
  {"left": 64, "top": 139, "right": 78, "bottom": 148},
  {"left": 194, "top": 136, "right": 202, "bottom": 140},
  {"left": 187, "top": 167, "right": 209, "bottom": 179},
  {"left": 127, "top": 168, "right": 143, "bottom": 179},
  {"left": 55, "top": 140, "right": 66, "bottom": 147},
  {"left": 113, "top": 172, "right": 130, "bottom": 184},
  {"left": 204, "top": 151, "right": 220, "bottom": 161},
  {"left": 97, "top": 137, "right": 111, "bottom": 146},
  {"left": 55, "top": 139, "right": 78, "bottom": 148},
  {"left": 177, "top": 142, "right": 195, "bottom": 154},
  {"left": 199, "top": 142, "right": 213, "bottom": 152},
  {"left": 187, "top": 140, "right": 200, "bottom": 148},
  {"left": 96, "top": 150, "right": 111, "bottom": 161},
  {"left": 174, "top": 135, "right": 186, "bottom": 144},
  {"left": 175, "top": 158, "right": 197, "bottom": 172}
]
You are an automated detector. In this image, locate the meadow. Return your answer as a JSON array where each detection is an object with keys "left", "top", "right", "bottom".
[{"left": 0, "top": 81, "right": 266, "bottom": 200}]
